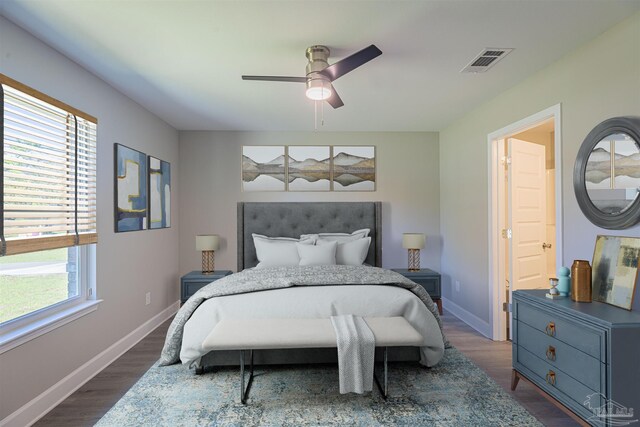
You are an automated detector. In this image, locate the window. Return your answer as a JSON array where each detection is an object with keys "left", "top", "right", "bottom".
[{"left": 0, "top": 74, "right": 98, "bottom": 350}]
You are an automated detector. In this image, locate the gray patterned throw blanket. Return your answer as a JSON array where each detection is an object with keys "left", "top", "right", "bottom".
[
  {"left": 331, "top": 314, "right": 375, "bottom": 394},
  {"left": 160, "top": 265, "right": 449, "bottom": 366}
]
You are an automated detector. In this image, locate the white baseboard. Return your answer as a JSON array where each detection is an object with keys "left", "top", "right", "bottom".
[
  {"left": 442, "top": 297, "right": 492, "bottom": 339},
  {"left": 0, "top": 301, "right": 180, "bottom": 427}
]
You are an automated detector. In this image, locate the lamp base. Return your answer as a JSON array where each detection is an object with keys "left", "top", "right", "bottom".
[
  {"left": 408, "top": 249, "right": 421, "bottom": 271},
  {"left": 201, "top": 250, "right": 215, "bottom": 274}
]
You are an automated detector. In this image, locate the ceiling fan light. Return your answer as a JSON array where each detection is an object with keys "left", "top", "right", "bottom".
[
  {"left": 305, "top": 79, "right": 332, "bottom": 101},
  {"left": 306, "top": 87, "right": 332, "bottom": 101}
]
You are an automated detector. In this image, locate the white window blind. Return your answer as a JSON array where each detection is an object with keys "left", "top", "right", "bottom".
[{"left": 1, "top": 74, "right": 98, "bottom": 256}]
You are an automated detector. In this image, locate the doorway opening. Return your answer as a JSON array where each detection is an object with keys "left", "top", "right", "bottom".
[{"left": 488, "top": 104, "right": 563, "bottom": 341}]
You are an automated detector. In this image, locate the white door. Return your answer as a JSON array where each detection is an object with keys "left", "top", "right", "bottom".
[{"left": 508, "top": 138, "right": 547, "bottom": 336}]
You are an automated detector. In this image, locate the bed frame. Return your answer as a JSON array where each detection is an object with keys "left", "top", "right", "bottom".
[
  {"left": 197, "top": 201, "right": 420, "bottom": 370},
  {"left": 237, "top": 201, "right": 382, "bottom": 270}
]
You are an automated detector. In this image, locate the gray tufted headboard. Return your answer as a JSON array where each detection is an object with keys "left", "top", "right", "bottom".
[{"left": 237, "top": 202, "right": 382, "bottom": 271}]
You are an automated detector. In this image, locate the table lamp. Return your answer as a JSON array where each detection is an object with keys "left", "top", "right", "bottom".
[
  {"left": 196, "top": 235, "right": 220, "bottom": 274},
  {"left": 402, "top": 233, "right": 425, "bottom": 271}
]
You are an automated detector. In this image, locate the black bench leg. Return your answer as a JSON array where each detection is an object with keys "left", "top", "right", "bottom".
[
  {"left": 373, "top": 347, "right": 388, "bottom": 399},
  {"left": 240, "top": 350, "right": 254, "bottom": 404}
]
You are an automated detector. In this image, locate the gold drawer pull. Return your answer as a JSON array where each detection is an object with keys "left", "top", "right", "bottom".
[
  {"left": 545, "top": 322, "right": 556, "bottom": 336},
  {"left": 546, "top": 370, "right": 556, "bottom": 386},
  {"left": 546, "top": 345, "right": 556, "bottom": 361}
]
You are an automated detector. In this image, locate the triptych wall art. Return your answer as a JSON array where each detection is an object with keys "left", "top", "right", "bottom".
[
  {"left": 114, "top": 144, "right": 171, "bottom": 232},
  {"left": 242, "top": 146, "right": 376, "bottom": 192}
]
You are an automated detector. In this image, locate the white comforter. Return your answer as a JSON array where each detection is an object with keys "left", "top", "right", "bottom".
[{"left": 181, "top": 284, "right": 445, "bottom": 367}]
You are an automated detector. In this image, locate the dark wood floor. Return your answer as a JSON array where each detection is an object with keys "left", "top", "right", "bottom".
[{"left": 35, "top": 311, "right": 578, "bottom": 426}]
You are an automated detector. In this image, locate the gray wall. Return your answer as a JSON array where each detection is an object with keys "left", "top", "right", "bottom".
[
  {"left": 439, "top": 12, "right": 640, "bottom": 324},
  {"left": 178, "top": 131, "right": 440, "bottom": 274},
  {"left": 0, "top": 16, "right": 180, "bottom": 419}
]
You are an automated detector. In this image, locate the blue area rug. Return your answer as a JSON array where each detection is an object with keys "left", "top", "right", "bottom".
[{"left": 97, "top": 348, "right": 541, "bottom": 426}]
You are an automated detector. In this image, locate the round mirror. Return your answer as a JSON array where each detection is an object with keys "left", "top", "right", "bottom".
[{"left": 575, "top": 117, "right": 640, "bottom": 229}]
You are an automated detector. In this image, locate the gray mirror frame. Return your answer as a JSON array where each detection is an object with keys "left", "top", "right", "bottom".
[{"left": 574, "top": 116, "right": 640, "bottom": 229}]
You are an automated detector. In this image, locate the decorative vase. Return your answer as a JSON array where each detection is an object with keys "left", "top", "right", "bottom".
[
  {"left": 557, "top": 267, "right": 570, "bottom": 296},
  {"left": 571, "top": 260, "right": 592, "bottom": 303}
]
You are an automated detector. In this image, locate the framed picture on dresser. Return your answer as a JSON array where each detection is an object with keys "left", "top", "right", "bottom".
[{"left": 592, "top": 235, "right": 640, "bottom": 310}]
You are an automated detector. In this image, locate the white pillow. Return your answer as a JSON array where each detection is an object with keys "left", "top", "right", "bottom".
[
  {"left": 319, "top": 237, "right": 371, "bottom": 266},
  {"left": 252, "top": 234, "right": 315, "bottom": 268},
  {"left": 300, "top": 228, "right": 370, "bottom": 243},
  {"left": 296, "top": 240, "right": 337, "bottom": 266}
]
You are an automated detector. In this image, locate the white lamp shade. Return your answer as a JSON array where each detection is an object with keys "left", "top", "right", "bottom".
[
  {"left": 402, "top": 233, "right": 425, "bottom": 249},
  {"left": 196, "top": 235, "right": 220, "bottom": 251},
  {"left": 305, "top": 78, "right": 332, "bottom": 101}
]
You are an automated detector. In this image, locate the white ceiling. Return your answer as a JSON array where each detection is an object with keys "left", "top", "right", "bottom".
[{"left": 1, "top": 1, "right": 639, "bottom": 131}]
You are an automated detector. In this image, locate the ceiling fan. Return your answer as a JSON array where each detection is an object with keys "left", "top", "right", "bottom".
[{"left": 242, "top": 44, "right": 382, "bottom": 109}]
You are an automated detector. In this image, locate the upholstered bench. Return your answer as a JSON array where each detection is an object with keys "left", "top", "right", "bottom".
[{"left": 201, "top": 316, "right": 424, "bottom": 403}]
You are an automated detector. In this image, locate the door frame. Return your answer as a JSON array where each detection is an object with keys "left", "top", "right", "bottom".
[{"left": 487, "top": 104, "right": 563, "bottom": 341}]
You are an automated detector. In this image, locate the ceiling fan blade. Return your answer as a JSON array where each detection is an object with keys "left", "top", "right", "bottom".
[
  {"left": 319, "top": 44, "right": 382, "bottom": 81},
  {"left": 326, "top": 85, "right": 344, "bottom": 109},
  {"left": 242, "top": 75, "right": 307, "bottom": 83}
]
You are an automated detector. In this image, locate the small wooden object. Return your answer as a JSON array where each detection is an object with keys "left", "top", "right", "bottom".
[{"left": 571, "top": 260, "right": 592, "bottom": 302}]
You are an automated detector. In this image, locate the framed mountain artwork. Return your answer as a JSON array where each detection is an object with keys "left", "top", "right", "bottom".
[
  {"left": 242, "top": 146, "right": 286, "bottom": 191},
  {"left": 288, "top": 146, "right": 331, "bottom": 191},
  {"left": 332, "top": 146, "right": 376, "bottom": 191}
]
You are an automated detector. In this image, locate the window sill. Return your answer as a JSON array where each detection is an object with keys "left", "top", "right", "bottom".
[{"left": 0, "top": 299, "right": 103, "bottom": 354}]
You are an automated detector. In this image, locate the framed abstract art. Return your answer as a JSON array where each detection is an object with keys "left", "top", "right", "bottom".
[
  {"left": 592, "top": 235, "right": 640, "bottom": 310},
  {"left": 148, "top": 156, "right": 171, "bottom": 229},
  {"left": 114, "top": 144, "right": 147, "bottom": 232}
]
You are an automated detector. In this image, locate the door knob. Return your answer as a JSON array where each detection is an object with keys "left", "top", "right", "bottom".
[{"left": 542, "top": 243, "right": 552, "bottom": 250}]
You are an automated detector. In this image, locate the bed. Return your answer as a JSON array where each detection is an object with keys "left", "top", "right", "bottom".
[{"left": 160, "top": 202, "right": 446, "bottom": 370}]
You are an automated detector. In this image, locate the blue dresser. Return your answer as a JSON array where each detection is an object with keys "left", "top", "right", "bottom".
[{"left": 512, "top": 290, "right": 640, "bottom": 426}]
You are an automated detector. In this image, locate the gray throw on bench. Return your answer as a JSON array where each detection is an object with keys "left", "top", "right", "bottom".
[{"left": 331, "top": 315, "right": 375, "bottom": 394}]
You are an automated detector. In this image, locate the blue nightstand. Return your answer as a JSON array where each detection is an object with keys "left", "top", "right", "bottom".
[
  {"left": 391, "top": 268, "right": 442, "bottom": 314},
  {"left": 180, "top": 270, "right": 232, "bottom": 304}
]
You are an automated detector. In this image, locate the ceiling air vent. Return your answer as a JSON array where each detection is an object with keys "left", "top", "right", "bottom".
[{"left": 461, "top": 48, "right": 513, "bottom": 73}]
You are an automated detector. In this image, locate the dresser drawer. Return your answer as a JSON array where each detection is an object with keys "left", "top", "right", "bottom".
[
  {"left": 182, "top": 280, "right": 214, "bottom": 300},
  {"left": 516, "top": 321, "right": 604, "bottom": 392},
  {"left": 516, "top": 347, "right": 603, "bottom": 419},
  {"left": 412, "top": 278, "right": 441, "bottom": 298},
  {"left": 181, "top": 271, "right": 232, "bottom": 303},
  {"left": 391, "top": 269, "right": 441, "bottom": 300},
  {"left": 516, "top": 301, "right": 605, "bottom": 361}
]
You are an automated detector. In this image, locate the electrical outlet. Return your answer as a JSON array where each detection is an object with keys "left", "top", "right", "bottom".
[
  {"left": 145, "top": 292, "right": 151, "bottom": 305},
  {"left": 455, "top": 280, "right": 461, "bottom": 292}
]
